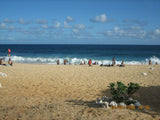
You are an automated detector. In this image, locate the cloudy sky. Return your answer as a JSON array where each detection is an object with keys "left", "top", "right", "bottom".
[{"left": 0, "top": 0, "right": 160, "bottom": 44}]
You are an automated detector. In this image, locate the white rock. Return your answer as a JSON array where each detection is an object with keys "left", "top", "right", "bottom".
[
  {"left": 134, "top": 101, "right": 141, "bottom": 108},
  {"left": 128, "top": 97, "right": 133, "bottom": 101},
  {"left": 102, "top": 104, "right": 106, "bottom": 108},
  {"left": 96, "top": 98, "right": 100, "bottom": 104},
  {"left": 142, "top": 73, "right": 147, "bottom": 76},
  {"left": 104, "top": 102, "right": 109, "bottom": 108},
  {"left": 150, "top": 67, "right": 154, "bottom": 70},
  {"left": 101, "top": 96, "right": 112, "bottom": 102},
  {"left": 130, "top": 104, "right": 134, "bottom": 106},
  {"left": 109, "top": 101, "right": 117, "bottom": 107},
  {"left": 99, "top": 100, "right": 103, "bottom": 104},
  {"left": 119, "top": 102, "right": 126, "bottom": 108},
  {"left": 0, "top": 72, "right": 7, "bottom": 78}
]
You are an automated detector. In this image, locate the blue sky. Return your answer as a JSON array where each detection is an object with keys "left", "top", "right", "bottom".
[{"left": 0, "top": 0, "right": 160, "bottom": 44}]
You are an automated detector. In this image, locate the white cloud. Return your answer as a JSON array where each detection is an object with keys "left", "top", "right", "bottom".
[
  {"left": 8, "top": 25, "right": 15, "bottom": 30},
  {"left": 130, "top": 26, "right": 141, "bottom": 30},
  {"left": 42, "top": 24, "right": 48, "bottom": 29},
  {"left": 22, "top": 29, "right": 44, "bottom": 35},
  {"left": 72, "top": 29, "right": 79, "bottom": 34},
  {"left": 100, "top": 26, "right": 146, "bottom": 39},
  {"left": 75, "top": 24, "right": 85, "bottom": 29},
  {"left": 0, "top": 23, "right": 6, "bottom": 27},
  {"left": 155, "top": 29, "right": 160, "bottom": 35},
  {"left": 147, "top": 29, "right": 160, "bottom": 39},
  {"left": 114, "top": 27, "right": 119, "bottom": 31},
  {"left": 90, "top": 14, "right": 107, "bottom": 23},
  {"left": 18, "top": 18, "right": 33, "bottom": 25},
  {"left": 4, "top": 18, "right": 14, "bottom": 23},
  {"left": 0, "top": 37, "right": 14, "bottom": 40},
  {"left": 123, "top": 19, "right": 148, "bottom": 26},
  {"left": 66, "top": 16, "right": 74, "bottom": 22},
  {"left": 36, "top": 19, "right": 48, "bottom": 24},
  {"left": 64, "top": 21, "right": 71, "bottom": 28},
  {"left": 53, "top": 21, "right": 61, "bottom": 28}
]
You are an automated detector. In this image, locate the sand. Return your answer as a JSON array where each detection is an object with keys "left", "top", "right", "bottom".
[{"left": 0, "top": 63, "right": 160, "bottom": 120}]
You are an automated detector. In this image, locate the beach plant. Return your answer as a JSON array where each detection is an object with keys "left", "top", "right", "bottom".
[
  {"left": 127, "top": 82, "right": 140, "bottom": 97},
  {"left": 109, "top": 82, "right": 140, "bottom": 103}
]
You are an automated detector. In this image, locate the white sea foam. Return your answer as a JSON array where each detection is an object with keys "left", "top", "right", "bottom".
[{"left": 1, "top": 56, "right": 160, "bottom": 65}]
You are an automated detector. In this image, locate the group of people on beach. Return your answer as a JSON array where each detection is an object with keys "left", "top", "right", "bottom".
[
  {"left": 100, "top": 57, "right": 125, "bottom": 67},
  {"left": 0, "top": 48, "right": 13, "bottom": 66},
  {"left": 0, "top": 58, "right": 13, "bottom": 66},
  {"left": 149, "top": 60, "right": 159, "bottom": 65},
  {"left": 55, "top": 57, "right": 125, "bottom": 67}
]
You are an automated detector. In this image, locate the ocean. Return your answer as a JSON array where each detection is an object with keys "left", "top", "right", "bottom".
[{"left": 0, "top": 44, "right": 160, "bottom": 65}]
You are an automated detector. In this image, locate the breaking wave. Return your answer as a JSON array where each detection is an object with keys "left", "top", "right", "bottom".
[{"left": 1, "top": 56, "right": 160, "bottom": 65}]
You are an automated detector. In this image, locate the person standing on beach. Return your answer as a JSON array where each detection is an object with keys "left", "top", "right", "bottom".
[
  {"left": 88, "top": 59, "right": 92, "bottom": 66},
  {"left": 149, "top": 60, "right": 152, "bottom": 65},
  {"left": 8, "top": 49, "right": 11, "bottom": 57},
  {"left": 112, "top": 57, "right": 116, "bottom": 65},
  {"left": 64, "top": 59, "right": 67, "bottom": 65},
  {"left": 57, "top": 60, "right": 59, "bottom": 65}
]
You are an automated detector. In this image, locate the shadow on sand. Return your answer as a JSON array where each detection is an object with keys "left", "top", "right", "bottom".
[{"left": 66, "top": 86, "right": 160, "bottom": 117}]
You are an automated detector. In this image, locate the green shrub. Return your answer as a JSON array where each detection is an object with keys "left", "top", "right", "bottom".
[{"left": 109, "top": 82, "right": 140, "bottom": 103}]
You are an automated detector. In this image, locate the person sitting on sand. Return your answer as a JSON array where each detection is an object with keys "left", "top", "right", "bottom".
[
  {"left": 0, "top": 58, "right": 6, "bottom": 66},
  {"left": 93, "top": 62, "right": 97, "bottom": 65},
  {"left": 149, "top": 60, "right": 152, "bottom": 65},
  {"left": 80, "top": 61, "right": 83, "bottom": 65},
  {"left": 155, "top": 62, "right": 159, "bottom": 65},
  {"left": 88, "top": 59, "right": 92, "bottom": 66},
  {"left": 119, "top": 61, "right": 125, "bottom": 67},
  {"left": 8, "top": 58, "right": 13, "bottom": 66}
]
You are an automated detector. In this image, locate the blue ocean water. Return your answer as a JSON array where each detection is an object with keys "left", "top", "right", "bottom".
[{"left": 0, "top": 44, "right": 160, "bottom": 65}]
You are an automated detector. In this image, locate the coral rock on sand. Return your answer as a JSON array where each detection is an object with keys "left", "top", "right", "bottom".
[
  {"left": 134, "top": 100, "right": 141, "bottom": 108},
  {"left": 109, "top": 101, "right": 117, "bottom": 107},
  {"left": 150, "top": 67, "right": 154, "bottom": 70},
  {"left": 142, "top": 73, "right": 147, "bottom": 76},
  {"left": 0, "top": 72, "right": 7, "bottom": 78}
]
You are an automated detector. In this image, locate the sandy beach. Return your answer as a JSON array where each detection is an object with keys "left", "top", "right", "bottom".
[{"left": 0, "top": 63, "right": 160, "bottom": 120}]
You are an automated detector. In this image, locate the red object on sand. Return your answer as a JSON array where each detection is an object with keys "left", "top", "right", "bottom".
[{"left": 8, "top": 49, "right": 11, "bottom": 53}]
